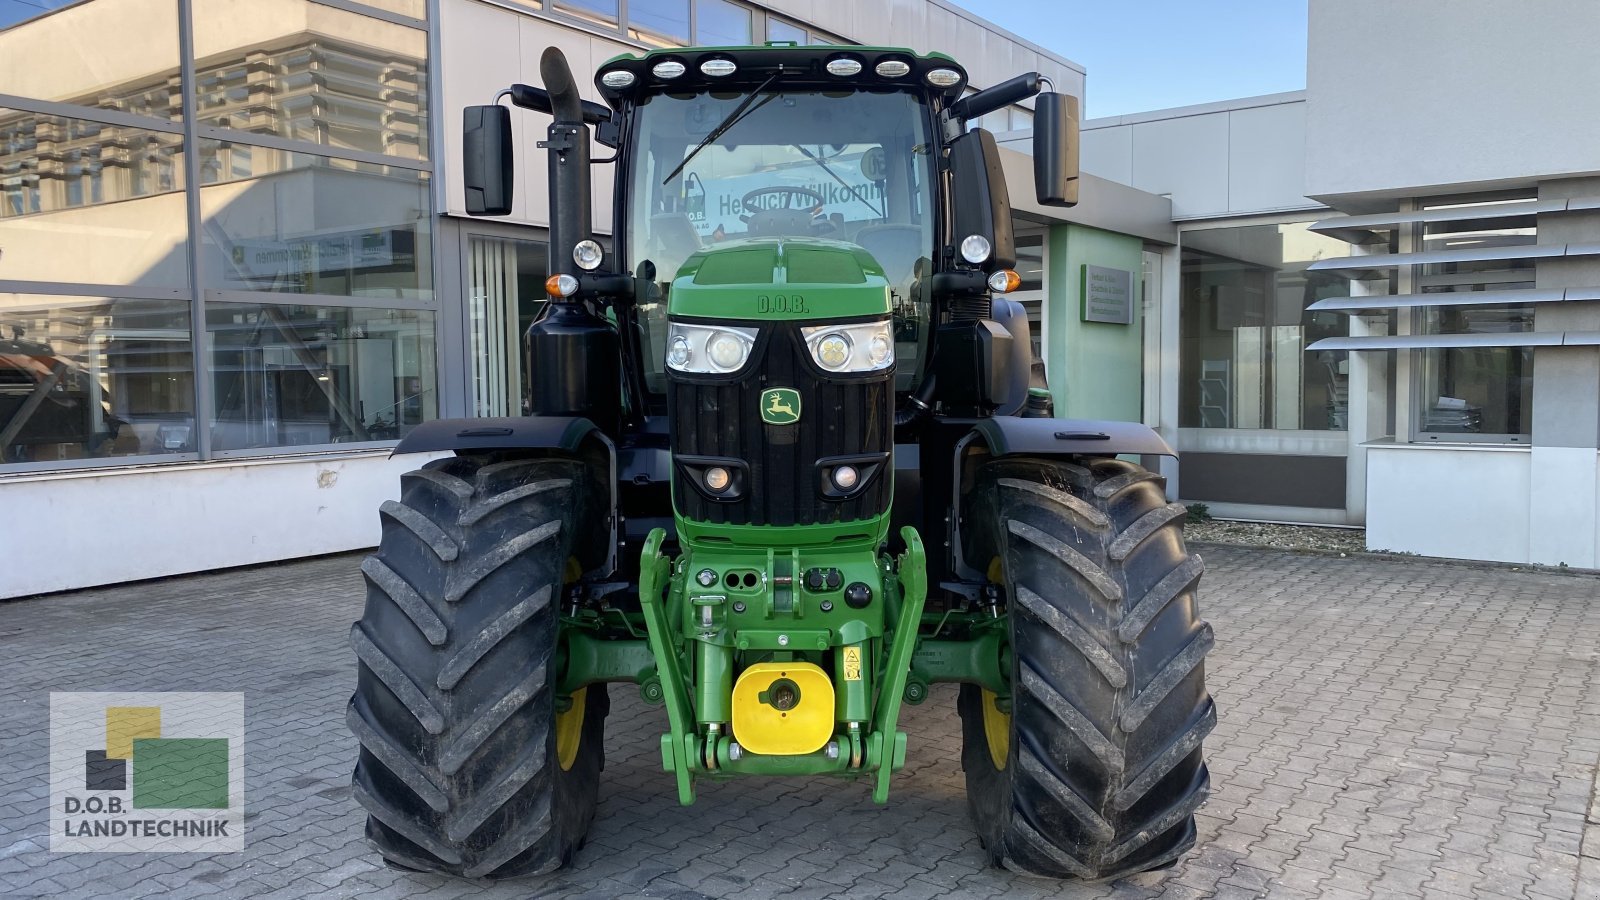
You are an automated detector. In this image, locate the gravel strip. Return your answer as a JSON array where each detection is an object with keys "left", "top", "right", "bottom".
[{"left": 1185, "top": 518, "right": 1366, "bottom": 555}]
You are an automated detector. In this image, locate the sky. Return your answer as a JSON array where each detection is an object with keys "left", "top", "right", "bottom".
[{"left": 946, "top": 0, "right": 1309, "bottom": 119}]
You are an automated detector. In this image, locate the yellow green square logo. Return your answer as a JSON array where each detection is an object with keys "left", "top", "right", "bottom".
[{"left": 761, "top": 388, "right": 801, "bottom": 425}]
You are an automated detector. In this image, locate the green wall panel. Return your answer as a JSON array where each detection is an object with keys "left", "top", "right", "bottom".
[{"left": 1043, "top": 224, "right": 1144, "bottom": 422}]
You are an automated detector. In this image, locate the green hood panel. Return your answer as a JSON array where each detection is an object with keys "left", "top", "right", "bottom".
[{"left": 668, "top": 237, "right": 892, "bottom": 321}]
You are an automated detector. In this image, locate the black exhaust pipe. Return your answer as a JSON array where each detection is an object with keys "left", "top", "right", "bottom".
[{"left": 540, "top": 47, "right": 591, "bottom": 277}]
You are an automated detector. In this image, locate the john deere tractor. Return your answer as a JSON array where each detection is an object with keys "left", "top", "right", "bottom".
[{"left": 346, "top": 42, "right": 1215, "bottom": 882}]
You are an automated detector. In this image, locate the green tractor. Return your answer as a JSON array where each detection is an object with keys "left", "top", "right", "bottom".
[{"left": 346, "top": 42, "right": 1215, "bottom": 882}]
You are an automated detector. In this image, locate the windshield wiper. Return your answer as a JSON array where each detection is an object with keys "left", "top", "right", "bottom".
[
  {"left": 793, "top": 143, "right": 884, "bottom": 219},
  {"left": 661, "top": 71, "right": 782, "bottom": 186}
]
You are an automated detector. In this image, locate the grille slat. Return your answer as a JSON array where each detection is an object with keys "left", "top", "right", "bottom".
[{"left": 669, "top": 326, "right": 891, "bottom": 528}]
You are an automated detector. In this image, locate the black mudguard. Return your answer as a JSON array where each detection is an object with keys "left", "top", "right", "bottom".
[
  {"left": 391, "top": 416, "right": 603, "bottom": 456},
  {"left": 967, "top": 414, "right": 1176, "bottom": 459},
  {"left": 391, "top": 415, "right": 619, "bottom": 577}
]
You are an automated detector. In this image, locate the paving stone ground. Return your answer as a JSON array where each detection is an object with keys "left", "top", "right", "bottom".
[{"left": 1, "top": 545, "right": 1598, "bottom": 899}]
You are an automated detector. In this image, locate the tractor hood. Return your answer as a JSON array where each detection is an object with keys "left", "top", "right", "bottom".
[{"left": 667, "top": 237, "right": 892, "bottom": 321}]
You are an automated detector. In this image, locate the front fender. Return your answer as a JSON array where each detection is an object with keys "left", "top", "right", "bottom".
[
  {"left": 968, "top": 415, "right": 1176, "bottom": 459},
  {"left": 392, "top": 415, "right": 618, "bottom": 576},
  {"left": 390, "top": 415, "right": 602, "bottom": 456}
]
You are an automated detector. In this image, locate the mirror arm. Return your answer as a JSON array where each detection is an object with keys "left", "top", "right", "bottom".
[{"left": 950, "top": 72, "right": 1046, "bottom": 123}]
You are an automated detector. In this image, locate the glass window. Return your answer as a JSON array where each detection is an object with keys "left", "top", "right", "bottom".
[
  {"left": 0, "top": 110, "right": 189, "bottom": 287},
  {"left": 199, "top": 141, "right": 433, "bottom": 300},
  {"left": 1013, "top": 233, "right": 1045, "bottom": 361},
  {"left": 1009, "top": 107, "right": 1034, "bottom": 133},
  {"left": 208, "top": 303, "right": 435, "bottom": 450},
  {"left": 466, "top": 236, "right": 548, "bottom": 417},
  {"left": 1180, "top": 222, "right": 1357, "bottom": 430},
  {"left": 1412, "top": 196, "right": 1537, "bottom": 441},
  {"left": 1415, "top": 313, "right": 1532, "bottom": 441},
  {"left": 193, "top": 0, "right": 429, "bottom": 159},
  {"left": 766, "top": 17, "right": 806, "bottom": 44},
  {"left": 1, "top": 294, "right": 193, "bottom": 464},
  {"left": 627, "top": 88, "right": 935, "bottom": 394},
  {"left": 629, "top": 0, "right": 689, "bottom": 46},
  {"left": 0, "top": 0, "right": 181, "bottom": 120},
  {"left": 554, "top": 0, "right": 617, "bottom": 27},
  {"left": 347, "top": 0, "right": 425, "bottom": 17},
  {"left": 695, "top": 0, "right": 749, "bottom": 46}
]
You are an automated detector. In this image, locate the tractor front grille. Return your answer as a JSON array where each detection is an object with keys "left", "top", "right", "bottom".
[{"left": 668, "top": 325, "right": 892, "bottom": 528}]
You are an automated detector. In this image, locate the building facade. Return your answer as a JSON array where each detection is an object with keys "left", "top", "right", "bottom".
[
  {"left": 1081, "top": 0, "right": 1600, "bottom": 566},
  {"left": 3, "top": 0, "right": 1596, "bottom": 598}
]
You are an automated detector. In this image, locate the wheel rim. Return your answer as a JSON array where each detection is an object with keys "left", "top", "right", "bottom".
[
  {"left": 983, "top": 556, "right": 1011, "bottom": 770},
  {"left": 556, "top": 686, "right": 587, "bottom": 771},
  {"left": 556, "top": 556, "right": 585, "bottom": 772}
]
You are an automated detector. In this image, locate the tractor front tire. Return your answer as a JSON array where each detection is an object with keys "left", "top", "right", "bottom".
[
  {"left": 347, "top": 453, "right": 608, "bottom": 879},
  {"left": 959, "top": 456, "right": 1215, "bottom": 881}
]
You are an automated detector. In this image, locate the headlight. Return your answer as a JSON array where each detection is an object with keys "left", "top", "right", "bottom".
[
  {"left": 925, "top": 67, "right": 962, "bottom": 87},
  {"left": 652, "top": 60, "right": 686, "bottom": 79},
  {"left": 600, "top": 69, "right": 636, "bottom": 88},
  {"left": 801, "top": 319, "right": 894, "bottom": 373},
  {"left": 665, "top": 322, "right": 757, "bottom": 374},
  {"left": 573, "top": 239, "right": 603, "bottom": 270},
  {"left": 961, "top": 234, "right": 992, "bottom": 264}
]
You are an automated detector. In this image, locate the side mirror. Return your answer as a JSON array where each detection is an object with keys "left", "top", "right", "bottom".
[
  {"left": 948, "top": 128, "right": 1015, "bottom": 271},
  {"left": 463, "top": 105, "right": 513, "bottom": 216},
  {"left": 1033, "top": 92, "right": 1079, "bottom": 207}
]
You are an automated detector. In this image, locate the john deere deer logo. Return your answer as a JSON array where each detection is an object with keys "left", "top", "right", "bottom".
[{"left": 760, "top": 388, "right": 801, "bottom": 425}]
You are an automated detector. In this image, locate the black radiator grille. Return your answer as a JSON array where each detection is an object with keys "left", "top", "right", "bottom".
[{"left": 669, "top": 326, "right": 891, "bottom": 528}]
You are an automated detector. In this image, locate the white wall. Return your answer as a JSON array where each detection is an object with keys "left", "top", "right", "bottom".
[
  {"left": 1305, "top": 0, "right": 1600, "bottom": 204},
  {"left": 1081, "top": 93, "right": 1312, "bottom": 219},
  {"left": 1363, "top": 445, "right": 1600, "bottom": 568},
  {"left": 0, "top": 450, "right": 448, "bottom": 599}
]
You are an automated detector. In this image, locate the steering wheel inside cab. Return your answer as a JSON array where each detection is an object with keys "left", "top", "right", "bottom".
[{"left": 740, "top": 186, "right": 840, "bottom": 237}]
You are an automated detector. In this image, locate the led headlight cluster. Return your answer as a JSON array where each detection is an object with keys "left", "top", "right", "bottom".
[
  {"left": 801, "top": 320, "right": 894, "bottom": 373},
  {"left": 665, "top": 322, "right": 758, "bottom": 374}
]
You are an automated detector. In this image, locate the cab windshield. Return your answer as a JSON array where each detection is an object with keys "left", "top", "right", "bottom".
[{"left": 626, "top": 88, "right": 936, "bottom": 392}]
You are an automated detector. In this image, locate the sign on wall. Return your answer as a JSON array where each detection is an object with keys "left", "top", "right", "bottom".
[{"left": 1081, "top": 264, "right": 1134, "bottom": 324}]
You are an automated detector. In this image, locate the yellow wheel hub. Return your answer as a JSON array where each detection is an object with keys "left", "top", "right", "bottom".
[
  {"left": 556, "top": 687, "right": 586, "bottom": 771},
  {"left": 982, "top": 556, "right": 1011, "bottom": 770},
  {"left": 556, "top": 556, "right": 585, "bottom": 772}
]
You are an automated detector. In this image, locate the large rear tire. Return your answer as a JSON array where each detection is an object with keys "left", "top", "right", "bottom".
[
  {"left": 958, "top": 455, "right": 1215, "bottom": 881},
  {"left": 347, "top": 453, "right": 608, "bottom": 879}
]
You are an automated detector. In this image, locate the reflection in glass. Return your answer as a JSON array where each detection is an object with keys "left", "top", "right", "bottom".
[
  {"left": 1180, "top": 222, "right": 1356, "bottom": 430},
  {"left": 346, "top": 0, "right": 426, "bottom": 18},
  {"left": 193, "top": 0, "right": 429, "bottom": 159},
  {"left": 554, "top": 0, "right": 617, "bottom": 27},
  {"left": 0, "top": 0, "right": 181, "bottom": 119},
  {"left": 695, "top": 0, "right": 749, "bottom": 46},
  {"left": 629, "top": 0, "right": 689, "bottom": 46},
  {"left": 208, "top": 303, "right": 435, "bottom": 450},
  {"left": 199, "top": 141, "right": 432, "bottom": 300},
  {"left": 0, "top": 110, "right": 188, "bottom": 286},
  {"left": 0, "top": 295, "right": 193, "bottom": 463},
  {"left": 766, "top": 17, "right": 806, "bottom": 44},
  {"left": 467, "top": 236, "right": 548, "bottom": 417}
]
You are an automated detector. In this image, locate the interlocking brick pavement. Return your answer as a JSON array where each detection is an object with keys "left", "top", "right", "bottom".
[{"left": 0, "top": 545, "right": 1597, "bottom": 899}]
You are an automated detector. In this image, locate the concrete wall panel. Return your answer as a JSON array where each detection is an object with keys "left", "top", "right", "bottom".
[
  {"left": 0, "top": 451, "right": 449, "bottom": 599},
  {"left": 1365, "top": 446, "right": 1532, "bottom": 563},
  {"left": 1305, "top": 0, "right": 1600, "bottom": 203}
]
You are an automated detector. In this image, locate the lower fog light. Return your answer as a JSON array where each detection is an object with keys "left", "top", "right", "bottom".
[
  {"left": 832, "top": 465, "right": 859, "bottom": 490},
  {"left": 705, "top": 466, "right": 731, "bottom": 493}
]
